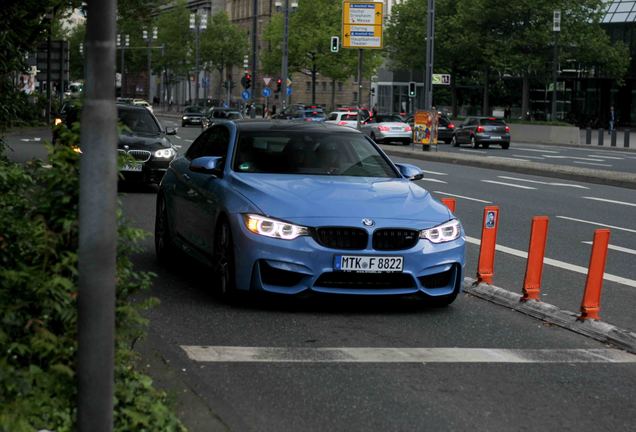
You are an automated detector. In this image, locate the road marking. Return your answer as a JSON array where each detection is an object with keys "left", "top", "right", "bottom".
[
  {"left": 173, "top": 144, "right": 182, "bottom": 149},
  {"left": 184, "top": 139, "right": 193, "bottom": 143},
  {"left": 459, "top": 149, "right": 486, "bottom": 154},
  {"left": 487, "top": 156, "right": 532, "bottom": 162},
  {"left": 465, "top": 235, "right": 636, "bottom": 288},
  {"left": 587, "top": 155, "right": 624, "bottom": 160},
  {"left": 511, "top": 147, "right": 560, "bottom": 154},
  {"left": 512, "top": 154, "right": 545, "bottom": 160},
  {"left": 420, "top": 178, "right": 447, "bottom": 184},
  {"left": 582, "top": 196, "right": 636, "bottom": 207},
  {"left": 582, "top": 241, "right": 636, "bottom": 256},
  {"left": 181, "top": 346, "right": 636, "bottom": 363},
  {"left": 175, "top": 135, "right": 182, "bottom": 139},
  {"left": 573, "top": 161, "right": 613, "bottom": 167},
  {"left": 433, "top": 191, "right": 492, "bottom": 204},
  {"left": 420, "top": 169, "right": 448, "bottom": 176},
  {"left": 543, "top": 155, "right": 606, "bottom": 162},
  {"left": 498, "top": 176, "right": 588, "bottom": 189},
  {"left": 481, "top": 180, "right": 536, "bottom": 190},
  {"left": 556, "top": 216, "right": 636, "bottom": 234}
]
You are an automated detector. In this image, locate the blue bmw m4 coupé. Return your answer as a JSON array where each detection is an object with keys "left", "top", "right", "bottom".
[{"left": 155, "top": 120, "right": 465, "bottom": 305}]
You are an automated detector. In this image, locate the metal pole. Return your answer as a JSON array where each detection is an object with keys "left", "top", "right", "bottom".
[
  {"left": 77, "top": 0, "right": 118, "bottom": 429},
  {"left": 551, "top": 32, "right": 559, "bottom": 121},
  {"left": 147, "top": 40, "right": 152, "bottom": 102},
  {"left": 356, "top": 49, "right": 363, "bottom": 129},
  {"left": 120, "top": 45, "right": 125, "bottom": 97},
  {"left": 281, "top": 0, "right": 290, "bottom": 112},
  {"left": 251, "top": 0, "right": 258, "bottom": 117},
  {"left": 424, "top": 0, "right": 435, "bottom": 110},
  {"left": 59, "top": 41, "right": 65, "bottom": 107},
  {"left": 195, "top": 24, "right": 200, "bottom": 106},
  {"left": 46, "top": 11, "right": 52, "bottom": 123}
]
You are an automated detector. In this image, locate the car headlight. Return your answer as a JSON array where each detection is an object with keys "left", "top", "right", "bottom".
[
  {"left": 182, "top": 116, "right": 189, "bottom": 120},
  {"left": 420, "top": 219, "right": 462, "bottom": 243},
  {"left": 243, "top": 214, "right": 309, "bottom": 240},
  {"left": 154, "top": 148, "right": 176, "bottom": 158}
]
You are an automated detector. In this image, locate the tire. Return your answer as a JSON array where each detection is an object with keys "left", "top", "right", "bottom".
[
  {"left": 471, "top": 136, "right": 479, "bottom": 149},
  {"left": 482, "top": 143, "right": 490, "bottom": 149},
  {"left": 213, "top": 219, "right": 236, "bottom": 300},
  {"left": 155, "top": 194, "right": 178, "bottom": 265},
  {"left": 501, "top": 142, "right": 510, "bottom": 149},
  {"left": 370, "top": 132, "right": 378, "bottom": 143},
  {"left": 451, "top": 135, "right": 459, "bottom": 147},
  {"left": 181, "top": 122, "right": 186, "bottom": 127},
  {"left": 402, "top": 139, "right": 411, "bottom": 146}
]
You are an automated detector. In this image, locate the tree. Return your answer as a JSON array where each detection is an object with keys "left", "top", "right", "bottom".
[{"left": 200, "top": 11, "right": 249, "bottom": 101}]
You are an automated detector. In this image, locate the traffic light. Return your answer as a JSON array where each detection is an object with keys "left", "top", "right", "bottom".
[
  {"left": 330, "top": 36, "right": 339, "bottom": 53},
  {"left": 408, "top": 81, "right": 416, "bottom": 97},
  {"left": 245, "top": 73, "right": 251, "bottom": 89},
  {"left": 275, "top": 78, "right": 282, "bottom": 93}
]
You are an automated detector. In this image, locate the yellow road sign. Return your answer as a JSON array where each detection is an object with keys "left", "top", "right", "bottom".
[{"left": 342, "top": 1, "right": 383, "bottom": 49}]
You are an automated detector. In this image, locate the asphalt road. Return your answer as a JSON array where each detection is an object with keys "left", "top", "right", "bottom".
[{"left": 4, "top": 120, "right": 636, "bottom": 431}]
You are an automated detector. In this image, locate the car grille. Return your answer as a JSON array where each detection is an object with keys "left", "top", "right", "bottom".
[
  {"left": 313, "top": 227, "right": 368, "bottom": 250},
  {"left": 118, "top": 149, "right": 151, "bottom": 162},
  {"left": 315, "top": 272, "right": 416, "bottom": 289},
  {"left": 372, "top": 229, "right": 419, "bottom": 251}
]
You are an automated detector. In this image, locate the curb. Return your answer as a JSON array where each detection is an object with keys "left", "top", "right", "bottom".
[
  {"left": 381, "top": 146, "right": 636, "bottom": 189},
  {"left": 463, "top": 277, "right": 636, "bottom": 354}
]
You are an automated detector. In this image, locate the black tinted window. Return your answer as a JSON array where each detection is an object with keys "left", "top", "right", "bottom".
[
  {"left": 480, "top": 119, "right": 506, "bottom": 126},
  {"left": 118, "top": 108, "right": 161, "bottom": 134},
  {"left": 186, "top": 126, "right": 230, "bottom": 160}
]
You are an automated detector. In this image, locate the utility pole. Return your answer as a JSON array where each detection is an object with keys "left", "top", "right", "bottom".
[
  {"left": 251, "top": 0, "right": 258, "bottom": 117},
  {"left": 424, "top": 0, "right": 435, "bottom": 110},
  {"left": 117, "top": 34, "right": 129, "bottom": 97},
  {"left": 77, "top": 0, "right": 118, "bottom": 429},
  {"left": 190, "top": 10, "right": 207, "bottom": 106},
  {"left": 552, "top": 10, "right": 561, "bottom": 121},
  {"left": 143, "top": 27, "right": 158, "bottom": 103},
  {"left": 281, "top": 0, "right": 290, "bottom": 112}
]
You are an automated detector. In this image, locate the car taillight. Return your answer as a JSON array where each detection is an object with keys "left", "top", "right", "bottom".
[
  {"left": 476, "top": 126, "right": 485, "bottom": 133},
  {"left": 505, "top": 126, "right": 510, "bottom": 133},
  {"left": 304, "top": 118, "right": 312, "bottom": 122},
  {"left": 448, "top": 123, "right": 455, "bottom": 129},
  {"left": 378, "top": 125, "right": 390, "bottom": 131},
  {"left": 404, "top": 125, "right": 412, "bottom": 132},
  {"left": 338, "top": 121, "right": 348, "bottom": 126}
]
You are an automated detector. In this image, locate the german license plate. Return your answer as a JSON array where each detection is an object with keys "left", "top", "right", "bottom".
[
  {"left": 121, "top": 163, "right": 142, "bottom": 172},
  {"left": 490, "top": 136, "right": 501, "bottom": 140},
  {"left": 335, "top": 255, "right": 403, "bottom": 273}
]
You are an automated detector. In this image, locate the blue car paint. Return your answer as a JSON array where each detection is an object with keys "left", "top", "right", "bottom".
[{"left": 159, "top": 121, "right": 465, "bottom": 298}]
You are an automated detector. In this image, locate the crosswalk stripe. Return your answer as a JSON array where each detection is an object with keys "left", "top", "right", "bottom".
[{"left": 181, "top": 346, "right": 636, "bottom": 363}]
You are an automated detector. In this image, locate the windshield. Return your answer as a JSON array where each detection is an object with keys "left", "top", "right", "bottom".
[
  {"left": 118, "top": 108, "right": 161, "bottom": 134},
  {"left": 233, "top": 131, "right": 398, "bottom": 177}
]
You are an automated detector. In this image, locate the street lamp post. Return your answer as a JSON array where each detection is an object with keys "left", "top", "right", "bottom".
[
  {"left": 276, "top": 1, "right": 297, "bottom": 112},
  {"left": 142, "top": 27, "right": 158, "bottom": 104},
  {"left": 552, "top": 10, "right": 561, "bottom": 121},
  {"left": 117, "top": 33, "right": 129, "bottom": 97},
  {"left": 423, "top": 0, "right": 435, "bottom": 110},
  {"left": 190, "top": 10, "right": 207, "bottom": 106}
]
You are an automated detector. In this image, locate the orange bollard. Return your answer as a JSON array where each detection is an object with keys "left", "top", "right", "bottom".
[
  {"left": 521, "top": 216, "right": 549, "bottom": 302},
  {"left": 579, "top": 229, "right": 611, "bottom": 321},
  {"left": 476, "top": 206, "right": 499, "bottom": 284},
  {"left": 441, "top": 198, "right": 456, "bottom": 213}
]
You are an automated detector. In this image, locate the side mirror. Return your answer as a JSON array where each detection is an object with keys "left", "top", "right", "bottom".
[
  {"left": 190, "top": 156, "right": 224, "bottom": 177},
  {"left": 394, "top": 163, "right": 424, "bottom": 181},
  {"left": 166, "top": 127, "right": 177, "bottom": 135}
]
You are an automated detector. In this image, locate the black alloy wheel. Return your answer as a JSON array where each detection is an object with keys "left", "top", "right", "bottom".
[
  {"left": 213, "top": 219, "right": 236, "bottom": 299},
  {"left": 502, "top": 142, "right": 510, "bottom": 149},
  {"left": 155, "top": 194, "right": 177, "bottom": 265}
]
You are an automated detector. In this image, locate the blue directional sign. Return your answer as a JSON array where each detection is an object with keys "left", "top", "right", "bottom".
[
  {"left": 241, "top": 90, "right": 251, "bottom": 101},
  {"left": 262, "top": 87, "right": 272, "bottom": 97},
  {"left": 286, "top": 87, "right": 292, "bottom": 96}
]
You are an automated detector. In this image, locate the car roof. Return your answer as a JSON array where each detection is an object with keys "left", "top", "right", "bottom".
[{"left": 232, "top": 119, "right": 362, "bottom": 134}]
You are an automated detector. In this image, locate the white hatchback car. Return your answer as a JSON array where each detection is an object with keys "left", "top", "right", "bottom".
[
  {"left": 361, "top": 114, "right": 412, "bottom": 145},
  {"left": 325, "top": 111, "right": 359, "bottom": 128}
]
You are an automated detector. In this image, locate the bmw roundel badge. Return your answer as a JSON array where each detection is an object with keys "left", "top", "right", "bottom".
[{"left": 362, "top": 218, "right": 375, "bottom": 227}]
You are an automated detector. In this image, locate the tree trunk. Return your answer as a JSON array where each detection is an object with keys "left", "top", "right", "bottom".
[
  {"left": 521, "top": 73, "right": 530, "bottom": 120},
  {"left": 482, "top": 67, "right": 489, "bottom": 116},
  {"left": 217, "top": 66, "right": 224, "bottom": 101},
  {"left": 311, "top": 58, "right": 317, "bottom": 105},
  {"left": 451, "top": 64, "right": 458, "bottom": 118}
]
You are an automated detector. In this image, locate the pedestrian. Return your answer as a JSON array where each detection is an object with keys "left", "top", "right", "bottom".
[
  {"left": 504, "top": 105, "right": 511, "bottom": 121},
  {"left": 609, "top": 106, "right": 616, "bottom": 135},
  {"left": 372, "top": 104, "right": 378, "bottom": 118}
]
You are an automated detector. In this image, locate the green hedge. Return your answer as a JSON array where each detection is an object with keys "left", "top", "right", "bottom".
[{"left": 0, "top": 124, "right": 186, "bottom": 431}]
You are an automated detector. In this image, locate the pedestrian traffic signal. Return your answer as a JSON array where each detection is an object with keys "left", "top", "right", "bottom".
[
  {"left": 275, "top": 78, "right": 282, "bottom": 93},
  {"left": 408, "top": 81, "right": 416, "bottom": 97},
  {"left": 330, "top": 36, "right": 339, "bottom": 53},
  {"left": 245, "top": 73, "right": 251, "bottom": 89}
]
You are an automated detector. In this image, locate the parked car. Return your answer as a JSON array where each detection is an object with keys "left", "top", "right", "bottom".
[
  {"left": 155, "top": 121, "right": 465, "bottom": 304},
  {"left": 53, "top": 102, "right": 177, "bottom": 185},
  {"left": 325, "top": 111, "right": 359, "bottom": 128},
  {"left": 451, "top": 117, "right": 510, "bottom": 149},
  {"left": 133, "top": 98, "right": 153, "bottom": 113},
  {"left": 337, "top": 106, "right": 372, "bottom": 121},
  {"left": 181, "top": 106, "right": 205, "bottom": 127},
  {"left": 405, "top": 113, "right": 456, "bottom": 144},
  {"left": 361, "top": 113, "right": 412, "bottom": 145}
]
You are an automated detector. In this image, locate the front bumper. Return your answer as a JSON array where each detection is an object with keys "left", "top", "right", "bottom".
[{"left": 229, "top": 214, "right": 465, "bottom": 298}]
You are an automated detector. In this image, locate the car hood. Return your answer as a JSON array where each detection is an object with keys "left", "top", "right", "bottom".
[
  {"left": 230, "top": 173, "right": 449, "bottom": 225},
  {"left": 119, "top": 132, "right": 172, "bottom": 150}
]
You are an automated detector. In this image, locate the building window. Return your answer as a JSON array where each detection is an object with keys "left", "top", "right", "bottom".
[
  {"left": 322, "top": 82, "right": 327, "bottom": 92},
  {"left": 306, "top": 81, "right": 311, "bottom": 91},
  {"left": 338, "top": 82, "right": 343, "bottom": 91}
]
